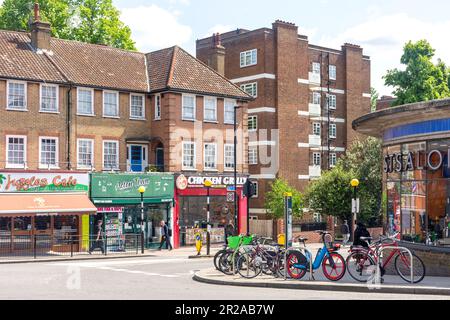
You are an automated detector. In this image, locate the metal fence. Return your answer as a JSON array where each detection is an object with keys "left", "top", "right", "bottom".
[{"left": 0, "top": 233, "right": 144, "bottom": 260}]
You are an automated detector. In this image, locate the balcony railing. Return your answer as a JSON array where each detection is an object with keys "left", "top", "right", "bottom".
[
  {"left": 308, "top": 103, "right": 321, "bottom": 116},
  {"left": 308, "top": 135, "right": 321, "bottom": 147},
  {"left": 309, "top": 72, "right": 321, "bottom": 84}
]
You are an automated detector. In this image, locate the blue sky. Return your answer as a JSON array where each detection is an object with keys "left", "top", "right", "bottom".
[{"left": 111, "top": 0, "right": 450, "bottom": 96}]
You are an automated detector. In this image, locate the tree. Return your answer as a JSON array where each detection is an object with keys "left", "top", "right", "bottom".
[
  {"left": 305, "top": 137, "right": 383, "bottom": 226},
  {"left": 264, "top": 179, "right": 303, "bottom": 220},
  {"left": 384, "top": 39, "right": 450, "bottom": 106},
  {"left": 0, "top": 0, "right": 136, "bottom": 50},
  {"left": 370, "top": 87, "right": 379, "bottom": 112}
]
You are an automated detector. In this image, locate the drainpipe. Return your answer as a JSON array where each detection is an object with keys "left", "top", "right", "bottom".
[{"left": 67, "top": 84, "right": 73, "bottom": 170}]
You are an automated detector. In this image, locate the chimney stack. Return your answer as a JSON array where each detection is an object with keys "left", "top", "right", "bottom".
[
  {"left": 31, "top": 2, "right": 51, "bottom": 52},
  {"left": 210, "top": 33, "right": 226, "bottom": 76}
]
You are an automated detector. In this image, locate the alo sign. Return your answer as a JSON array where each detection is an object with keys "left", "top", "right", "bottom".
[{"left": 384, "top": 149, "right": 449, "bottom": 173}]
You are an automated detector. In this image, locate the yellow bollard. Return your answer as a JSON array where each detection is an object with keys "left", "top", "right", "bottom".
[{"left": 194, "top": 226, "right": 203, "bottom": 255}]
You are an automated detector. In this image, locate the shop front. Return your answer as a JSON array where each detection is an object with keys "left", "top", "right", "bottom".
[
  {"left": 0, "top": 171, "right": 95, "bottom": 254},
  {"left": 90, "top": 173, "right": 174, "bottom": 250},
  {"left": 174, "top": 173, "right": 249, "bottom": 248}
]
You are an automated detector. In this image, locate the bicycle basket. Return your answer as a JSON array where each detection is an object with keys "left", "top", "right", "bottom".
[
  {"left": 227, "top": 236, "right": 241, "bottom": 249},
  {"left": 242, "top": 235, "right": 253, "bottom": 245}
]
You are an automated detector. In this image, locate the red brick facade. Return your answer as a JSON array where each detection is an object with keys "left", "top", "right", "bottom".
[{"left": 197, "top": 20, "right": 371, "bottom": 220}]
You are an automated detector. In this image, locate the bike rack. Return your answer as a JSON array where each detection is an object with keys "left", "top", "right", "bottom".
[
  {"left": 284, "top": 246, "right": 314, "bottom": 281},
  {"left": 377, "top": 246, "right": 414, "bottom": 284}
]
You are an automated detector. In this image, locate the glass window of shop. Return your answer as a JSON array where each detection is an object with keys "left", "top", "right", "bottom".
[
  {"left": 385, "top": 139, "right": 450, "bottom": 244},
  {"left": 0, "top": 217, "right": 12, "bottom": 236},
  {"left": 179, "top": 196, "right": 234, "bottom": 246}
]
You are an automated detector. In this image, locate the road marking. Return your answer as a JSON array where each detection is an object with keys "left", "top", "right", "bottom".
[{"left": 48, "top": 258, "right": 190, "bottom": 267}]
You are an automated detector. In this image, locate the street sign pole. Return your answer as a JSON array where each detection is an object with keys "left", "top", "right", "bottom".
[{"left": 284, "top": 192, "right": 293, "bottom": 280}]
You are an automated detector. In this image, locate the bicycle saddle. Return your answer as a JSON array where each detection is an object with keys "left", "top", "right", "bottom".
[
  {"left": 296, "top": 237, "right": 308, "bottom": 243},
  {"left": 360, "top": 236, "right": 373, "bottom": 241},
  {"left": 315, "top": 230, "right": 330, "bottom": 235}
]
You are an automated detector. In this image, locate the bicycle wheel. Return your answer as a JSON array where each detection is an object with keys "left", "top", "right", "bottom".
[
  {"left": 322, "top": 252, "right": 346, "bottom": 281},
  {"left": 214, "top": 249, "right": 227, "bottom": 271},
  {"left": 218, "top": 251, "right": 239, "bottom": 275},
  {"left": 394, "top": 252, "right": 426, "bottom": 283},
  {"left": 346, "top": 251, "right": 376, "bottom": 283},
  {"left": 237, "top": 253, "right": 262, "bottom": 279},
  {"left": 286, "top": 251, "right": 307, "bottom": 280}
]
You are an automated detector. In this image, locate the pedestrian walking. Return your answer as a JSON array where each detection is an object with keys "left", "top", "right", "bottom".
[
  {"left": 224, "top": 219, "right": 235, "bottom": 245},
  {"left": 89, "top": 220, "right": 105, "bottom": 254},
  {"left": 159, "top": 221, "right": 173, "bottom": 250},
  {"left": 341, "top": 220, "right": 350, "bottom": 246}
]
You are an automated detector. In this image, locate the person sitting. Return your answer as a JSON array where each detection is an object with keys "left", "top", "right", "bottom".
[{"left": 353, "top": 222, "right": 371, "bottom": 248}]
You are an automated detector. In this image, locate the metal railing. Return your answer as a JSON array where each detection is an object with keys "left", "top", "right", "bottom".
[
  {"left": 0, "top": 233, "right": 145, "bottom": 260},
  {"left": 377, "top": 245, "right": 414, "bottom": 284}
]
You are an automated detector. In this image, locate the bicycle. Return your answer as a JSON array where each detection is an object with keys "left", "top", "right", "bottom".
[
  {"left": 217, "top": 234, "right": 254, "bottom": 275},
  {"left": 345, "top": 232, "right": 426, "bottom": 284},
  {"left": 286, "top": 231, "right": 347, "bottom": 281}
]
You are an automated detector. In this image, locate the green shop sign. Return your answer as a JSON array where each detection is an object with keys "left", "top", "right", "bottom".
[{"left": 90, "top": 173, "right": 174, "bottom": 205}]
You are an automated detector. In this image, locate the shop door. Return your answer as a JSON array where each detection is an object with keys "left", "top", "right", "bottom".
[{"left": 130, "top": 146, "right": 143, "bottom": 172}]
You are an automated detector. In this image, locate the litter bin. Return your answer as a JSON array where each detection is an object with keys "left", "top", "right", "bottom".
[{"left": 278, "top": 234, "right": 285, "bottom": 246}]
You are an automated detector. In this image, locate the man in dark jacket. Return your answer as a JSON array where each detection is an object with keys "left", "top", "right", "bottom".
[
  {"left": 353, "top": 222, "right": 371, "bottom": 248},
  {"left": 159, "top": 221, "right": 172, "bottom": 251},
  {"left": 224, "top": 220, "right": 235, "bottom": 245}
]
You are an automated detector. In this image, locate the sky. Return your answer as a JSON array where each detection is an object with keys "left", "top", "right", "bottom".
[{"left": 110, "top": 0, "right": 450, "bottom": 96}]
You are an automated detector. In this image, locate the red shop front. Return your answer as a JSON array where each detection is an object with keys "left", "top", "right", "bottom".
[{"left": 173, "top": 174, "right": 248, "bottom": 248}]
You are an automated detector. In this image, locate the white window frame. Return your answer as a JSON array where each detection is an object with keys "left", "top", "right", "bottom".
[
  {"left": 329, "top": 65, "right": 337, "bottom": 80},
  {"left": 103, "top": 140, "right": 119, "bottom": 171},
  {"left": 6, "top": 80, "right": 27, "bottom": 111},
  {"left": 103, "top": 90, "right": 119, "bottom": 118},
  {"left": 248, "top": 146, "right": 258, "bottom": 165},
  {"left": 248, "top": 115, "right": 258, "bottom": 132},
  {"left": 252, "top": 181, "right": 258, "bottom": 198},
  {"left": 329, "top": 123, "right": 337, "bottom": 139},
  {"left": 39, "top": 136, "right": 59, "bottom": 169},
  {"left": 204, "top": 143, "right": 217, "bottom": 170},
  {"left": 224, "top": 99, "right": 236, "bottom": 124},
  {"left": 77, "top": 87, "right": 94, "bottom": 116},
  {"left": 240, "top": 82, "right": 257, "bottom": 98},
  {"left": 313, "top": 152, "right": 321, "bottom": 166},
  {"left": 328, "top": 94, "right": 337, "bottom": 110},
  {"left": 77, "top": 138, "right": 94, "bottom": 169},
  {"left": 313, "top": 92, "right": 321, "bottom": 105},
  {"left": 203, "top": 96, "right": 217, "bottom": 122},
  {"left": 39, "top": 84, "right": 59, "bottom": 113},
  {"left": 182, "top": 141, "right": 196, "bottom": 170},
  {"left": 130, "top": 93, "right": 145, "bottom": 120},
  {"left": 154, "top": 94, "right": 161, "bottom": 120},
  {"left": 5, "top": 135, "right": 27, "bottom": 169},
  {"left": 182, "top": 94, "right": 196, "bottom": 121},
  {"left": 240, "top": 49, "right": 257, "bottom": 68},
  {"left": 313, "top": 122, "right": 321, "bottom": 136},
  {"left": 329, "top": 153, "right": 337, "bottom": 168},
  {"left": 312, "top": 62, "right": 321, "bottom": 74},
  {"left": 224, "top": 144, "right": 235, "bottom": 171}
]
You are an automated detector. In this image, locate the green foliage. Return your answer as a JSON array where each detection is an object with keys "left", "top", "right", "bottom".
[
  {"left": 384, "top": 40, "right": 450, "bottom": 106},
  {"left": 0, "top": 0, "right": 136, "bottom": 50},
  {"left": 305, "top": 137, "right": 383, "bottom": 225},
  {"left": 264, "top": 179, "right": 303, "bottom": 220},
  {"left": 370, "top": 87, "right": 379, "bottom": 112}
]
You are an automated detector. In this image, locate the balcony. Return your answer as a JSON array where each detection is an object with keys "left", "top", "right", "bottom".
[
  {"left": 309, "top": 72, "right": 321, "bottom": 84},
  {"left": 308, "top": 103, "right": 321, "bottom": 116},
  {"left": 309, "top": 165, "right": 322, "bottom": 178},
  {"left": 308, "top": 135, "right": 321, "bottom": 147}
]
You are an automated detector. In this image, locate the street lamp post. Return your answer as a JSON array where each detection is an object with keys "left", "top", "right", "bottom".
[
  {"left": 351, "top": 179, "right": 360, "bottom": 242},
  {"left": 204, "top": 180, "right": 212, "bottom": 256},
  {"left": 138, "top": 186, "right": 146, "bottom": 254},
  {"left": 234, "top": 105, "right": 241, "bottom": 235}
]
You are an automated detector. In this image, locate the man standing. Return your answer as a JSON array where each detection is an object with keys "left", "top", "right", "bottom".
[
  {"left": 225, "top": 219, "right": 235, "bottom": 245},
  {"left": 341, "top": 220, "right": 350, "bottom": 246},
  {"left": 89, "top": 220, "right": 105, "bottom": 254},
  {"left": 159, "top": 221, "right": 172, "bottom": 251}
]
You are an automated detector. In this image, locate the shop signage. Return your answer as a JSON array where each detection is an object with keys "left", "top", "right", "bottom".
[
  {"left": 90, "top": 173, "right": 174, "bottom": 204},
  {"left": 0, "top": 172, "right": 89, "bottom": 193},
  {"left": 176, "top": 174, "right": 247, "bottom": 190},
  {"left": 384, "top": 149, "right": 450, "bottom": 173}
]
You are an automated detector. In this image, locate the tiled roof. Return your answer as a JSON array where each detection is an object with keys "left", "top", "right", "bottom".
[
  {"left": 0, "top": 30, "right": 251, "bottom": 99},
  {"left": 147, "top": 46, "right": 251, "bottom": 100},
  {"left": 0, "top": 31, "right": 66, "bottom": 83}
]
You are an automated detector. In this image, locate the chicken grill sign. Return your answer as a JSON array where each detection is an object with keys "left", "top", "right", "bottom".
[
  {"left": 384, "top": 149, "right": 449, "bottom": 173},
  {"left": 0, "top": 172, "right": 89, "bottom": 192}
]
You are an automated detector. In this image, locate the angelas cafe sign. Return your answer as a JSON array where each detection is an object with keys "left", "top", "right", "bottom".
[
  {"left": 384, "top": 149, "right": 450, "bottom": 173},
  {"left": 0, "top": 172, "right": 89, "bottom": 192}
]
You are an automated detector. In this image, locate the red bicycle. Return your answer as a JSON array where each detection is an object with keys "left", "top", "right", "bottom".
[{"left": 345, "top": 233, "right": 426, "bottom": 283}]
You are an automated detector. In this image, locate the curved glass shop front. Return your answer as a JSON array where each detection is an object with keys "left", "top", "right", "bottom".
[{"left": 384, "top": 139, "right": 450, "bottom": 245}]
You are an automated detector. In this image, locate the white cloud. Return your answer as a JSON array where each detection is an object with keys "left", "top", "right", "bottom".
[
  {"left": 203, "top": 24, "right": 234, "bottom": 38},
  {"left": 313, "top": 13, "right": 450, "bottom": 96},
  {"left": 168, "top": 0, "right": 190, "bottom": 5},
  {"left": 120, "top": 5, "right": 192, "bottom": 52}
]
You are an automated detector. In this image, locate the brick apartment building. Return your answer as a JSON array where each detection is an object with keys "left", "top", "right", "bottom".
[
  {"left": 376, "top": 95, "right": 396, "bottom": 111},
  {"left": 197, "top": 20, "right": 371, "bottom": 221},
  {"left": 0, "top": 6, "right": 252, "bottom": 248}
]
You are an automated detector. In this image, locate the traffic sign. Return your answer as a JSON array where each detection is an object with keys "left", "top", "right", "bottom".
[{"left": 226, "top": 192, "right": 235, "bottom": 202}]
